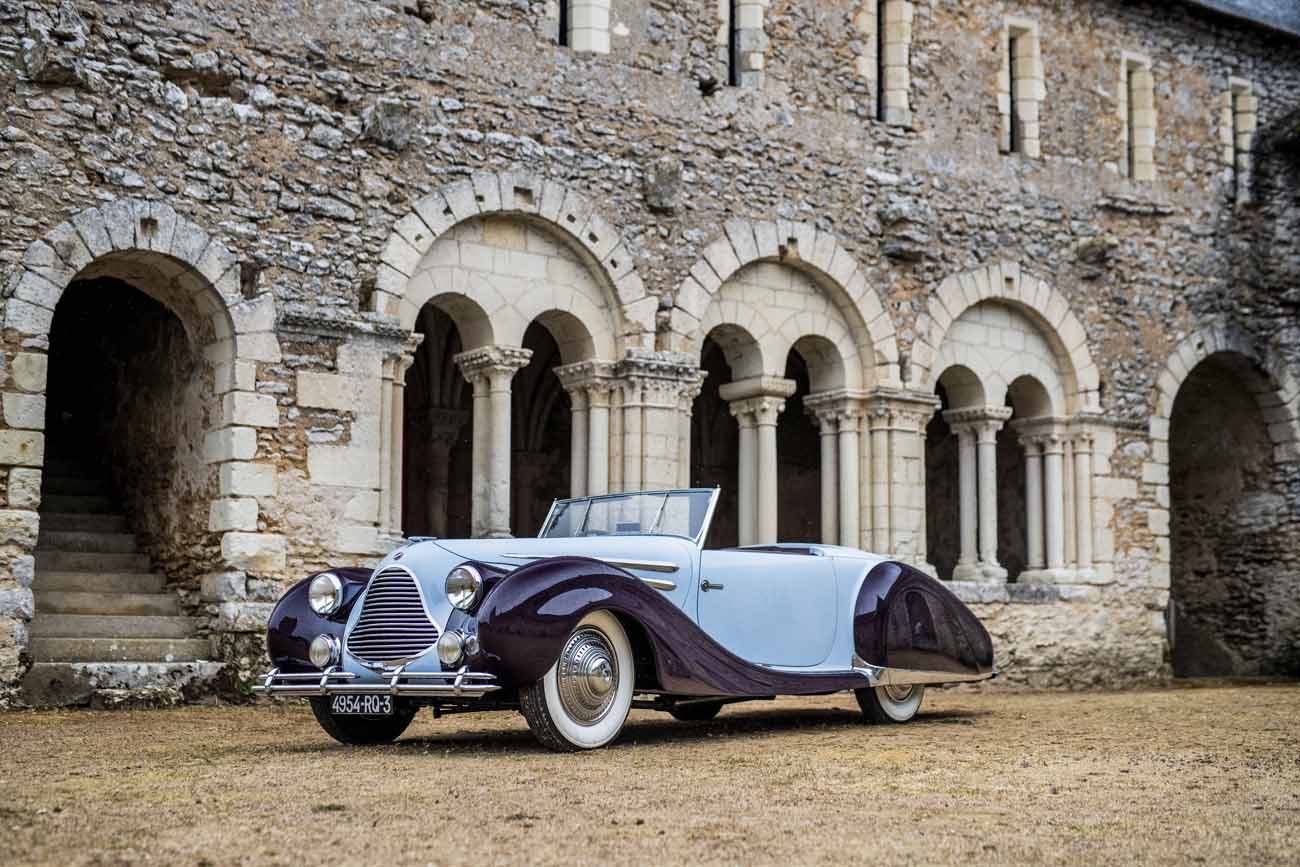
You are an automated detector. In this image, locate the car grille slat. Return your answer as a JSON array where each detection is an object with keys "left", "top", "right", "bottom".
[{"left": 346, "top": 566, "right": 440, "bottom": 665}]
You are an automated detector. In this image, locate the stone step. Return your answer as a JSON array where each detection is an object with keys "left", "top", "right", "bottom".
[
  {"left": 32, "top": 614, "right": 200, "bottom": 639},
  {"left": 41, "top": 476, "right": 111, "bottom": 496},
  {"left": 39, "top": 494, "right": 116, "bottom": 514},
  {"left": 34, "top": 571, "right": 165, "bottom": 594},
  {"left": 37, "top": 591, "right": 180, "bottom": 616},
  {"left": 21, "top": 660, "right": 225, "bottom": 707},
  {"left": 39, "top": 512, "right": 128, "bottom": 533},
  {"left": 37, "top": 531, "right": 138, "bottom": 553},
  {"left": 30, "top": 637, "right": 211, "bottom": 663},
  {"left": 35, "top": 550, "right": 150, "bottom": 572}
]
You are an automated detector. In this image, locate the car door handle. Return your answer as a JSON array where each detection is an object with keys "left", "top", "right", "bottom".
[{"left": 701, "top": 579, "right": 724, "bottom": 592}]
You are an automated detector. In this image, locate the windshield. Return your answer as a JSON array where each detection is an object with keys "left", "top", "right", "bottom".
[{"left": 538, "top": 489, "right": 718, "bottom": 545}]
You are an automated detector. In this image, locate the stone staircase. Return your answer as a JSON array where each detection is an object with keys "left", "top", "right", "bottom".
[{"left": 21, "top": 462, "right": 223, "bottom": 707}]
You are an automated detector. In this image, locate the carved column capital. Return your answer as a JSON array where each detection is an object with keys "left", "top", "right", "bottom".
[{"left": 454, "top": 344, "right": 532, "bottom": 387}]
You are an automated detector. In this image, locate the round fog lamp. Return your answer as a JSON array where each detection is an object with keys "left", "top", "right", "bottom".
[
  {"left": 308, "top": 572, "right": 344, "bottom": 616},
  {"left": 437, "top": 631, "right": 464, "bottom": 666},
  {"left": 309, "top": 633, "right": 340, "bottom": 669}
]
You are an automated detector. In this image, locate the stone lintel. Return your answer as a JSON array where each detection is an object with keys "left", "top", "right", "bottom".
[{"left": 718, "top": 375, "right": 797, "bottom": 404}]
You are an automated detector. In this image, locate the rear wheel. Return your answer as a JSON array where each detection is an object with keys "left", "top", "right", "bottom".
[
  {"left": 856, "top": 684, "right": 925, "bottom": 724},
  {"left": 309, "top": 697, "right": 417, "bottom": 745},
  {"left": 519, "top": 610, "right": 635, "bottom": 751},
  {"left": 668, "top": 701, "right": 724, "bottom": 722}
]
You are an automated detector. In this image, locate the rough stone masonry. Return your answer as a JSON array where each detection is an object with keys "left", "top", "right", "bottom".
[{"left": 0, "top": 0, "right": 1297, "bottom": 705}]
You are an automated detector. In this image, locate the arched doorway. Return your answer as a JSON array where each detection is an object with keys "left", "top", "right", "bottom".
[
  {"left": 1168, "top": 352, "right": 1297, "bottom": 676},
  {"left": 691, "top": 335, "right": 743, "bottom": 548}
]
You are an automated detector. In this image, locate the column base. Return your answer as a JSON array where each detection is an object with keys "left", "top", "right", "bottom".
[
  {"left": 1019, "top": 568, "right": 1076, "bottom": 585},
  {"left": 952, "top": 562, "right": 1007, "bottom": 583}
]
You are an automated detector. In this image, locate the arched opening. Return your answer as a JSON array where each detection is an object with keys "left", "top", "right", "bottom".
[
  {"left": 691, "top": 336, "right": 740, "bottom": 548},
  {"left": 776, "top": 348, "right": 819, "bottom": 543},
  {"left": 511, "top": 321, "right": 573, "bottom": 536},
  {"left": 32, "top": 264, "right": 220, "bottom": 670},
  {"left": 1168, "top": 352, "right": 1298, "bottom": 677},
  {"left": 401, "top": 306, "right": 472, "bottom": 539},
  {"left": 997, "top": 376, "right": 1054, "bottom": 582}
]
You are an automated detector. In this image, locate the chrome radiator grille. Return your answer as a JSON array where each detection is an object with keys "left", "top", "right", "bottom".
[{"left": 346, "top": 566, "right": 440, "bottom": 664}]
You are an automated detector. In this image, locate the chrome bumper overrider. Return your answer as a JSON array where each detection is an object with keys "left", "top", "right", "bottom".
[{"left": 253, "top": 665, "right": 501, "bottom": 698}]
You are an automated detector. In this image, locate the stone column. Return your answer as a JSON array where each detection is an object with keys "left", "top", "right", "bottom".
[
  {"left": 426, "top": 408, "right": 468, "bottom": 538},
  {"left": 1022, "top": 435, "right": 1045, "bottom": 571},
  {"left": 378, "top": 334, "right": 421, "bottom": 543},
  {"left": 1063, "top": 436, "right": 1076, "bottom": 568},
  {"left": 836, "top": 409, "right": 861, "bottom": 549},
  {"left": 617, "top": 351, "right": 705, "bottom": 492},
  {"left": 556, "top": 360, "right": 619, "bottom": 498},
  {"left": 754, "top": 397, "right": 786, "bottom": 544},
  {"left": 567, "top": 387, "right": 589, "bottom": 498},
  {"left": 587, "top": 384, "right": 612, "bottom": 495},
  {"left": 811, "top": 409, "right": 839, "bottom": 545},
  {"left": 455, "top": 346, "right": 531, "bottom": 538},
  {"left": 731, "top": 404, "right": 757, "bottom": 546},
  {"left": 720, "top": 376, "right": 797, "bottom": 547},
  {"left": 677, "top": 376, "right": 705, "bottom": 488},
  {"left": 1074, "top": 431, "right": 1094, "bottom": 577},
  {"left": 869, "top": 408, "right": 890, "bottom": 552},
  {"left": 945, "top": 406, "right": 1012, "bottom": 582},
  {"left": 1042, "top": 433, "right": 1066, "bottom": 571},
  {"left": 621, "top": 378, "right": 643, "bottom": 493}
]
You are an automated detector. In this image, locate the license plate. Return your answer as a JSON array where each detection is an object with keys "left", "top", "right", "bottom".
[{"left": 330, "top": 694, "right": 393, "bottom": 716}]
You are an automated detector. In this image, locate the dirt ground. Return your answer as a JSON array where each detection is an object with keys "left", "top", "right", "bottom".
[{"left": 1, "top": 683, "right": 1298, "bottom": 866}]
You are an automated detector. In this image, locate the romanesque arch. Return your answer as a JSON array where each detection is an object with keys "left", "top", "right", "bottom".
[
  {"left": 917, "top": 261, "right": 1099, "bottom": 584},
  {"left": 1, "top": 199, "right": 282, "bottom": 690},
  {"left": 373, "top": 172, "right": 654, "bottom": 540},
  {"left": 1149, "top": 321, "right": 1300, "bottom": 676}
]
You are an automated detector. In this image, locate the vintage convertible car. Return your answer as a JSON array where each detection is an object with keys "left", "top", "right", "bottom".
[{"left": 254, "top": 488, "right": 995, "bottom": 751}]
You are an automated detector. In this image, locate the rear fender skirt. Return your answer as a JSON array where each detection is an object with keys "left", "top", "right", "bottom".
[
  {"left": 853, "top": 561, "right": 995, "bottom": 679},
  {"left": 476, "top": 556, "right": 865, "bottom": 696},
  {"left": 266, "top": 567, "right": 371, "bottom": 672}
]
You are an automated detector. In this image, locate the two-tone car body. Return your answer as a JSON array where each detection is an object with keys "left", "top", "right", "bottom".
[{"left": 255, "top": 488, "right": 995, "bottom": 750}]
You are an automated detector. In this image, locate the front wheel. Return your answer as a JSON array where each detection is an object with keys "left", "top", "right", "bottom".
[
  {"left": 309, "top": 697, "right": 417, "bottom": 745},
  {"left": 855, "top": 684, "right": 925, "bottom": 724},
  {"left": 519, "top": 610, "right": 635, "bottom": 751}
]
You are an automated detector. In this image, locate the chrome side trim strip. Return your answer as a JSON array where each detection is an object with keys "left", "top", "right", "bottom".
[
  {"left": 253, "top": 666, "right": 500, "bottom": 699},
  {"left": 852, "top": 654, "right": 996, "bottom": 687},
  {"left": 502, "top": 553, "right": 681, "bottom": 576}
]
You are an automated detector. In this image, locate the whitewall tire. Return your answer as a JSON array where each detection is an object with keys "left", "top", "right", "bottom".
[
  {"left": 856, "top": 684, "right": 925, "bottom": 724},
  {"left": 519, "top": 610, "right": 635, "bottom": 751}
]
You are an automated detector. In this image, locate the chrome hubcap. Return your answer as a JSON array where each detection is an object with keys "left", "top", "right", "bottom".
[
  {"left": 882, "top": 684, "right": 915, "bottom": 704},
  {"left": 557, "top": 627, "right": 619, "bottom": 725}
]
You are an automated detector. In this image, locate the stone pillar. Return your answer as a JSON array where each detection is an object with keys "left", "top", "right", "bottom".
[
  {"left": 617, "top": 351, "right": 705, "bottom": 492},
  {"left": 1022, "top": 435, "right": 1045, "bottom": 570},
  {"left": 677, "top": 376, "right": 705, "bottom": 488},
  {"left": 426, "top": 408, "right": 467, "bottom": 538},
  {"left": 621, "top": 378, "right": 643, "bottom": 493},
  {"left": 567, "top": 388, "right": 589, "bottom": 498},
  {"left": 1074, "top": 431, "right": 1094, "bottom": 577},
  {"left": 732, "top": 405, "right": 757, "bottom": 546},
  {"left": 1063, "top": 436, "right": 1076, "bottom": 568},
  {"left": 720, "top": 376, "right": 796, "bottom": 546},
  {"left": 836, "top": 410, "right": 861, "bottom": 549},
  {"left": 588, "top": 385, "right": 612, "bottom": 495},
  {"left": 378, "top": 334, "right": 421, "bottom": 543},
  {"left": 455, "top": 346, "right": 531, "bottom": 538},
  {"left": 869, "top": 409, "right": 890, "bottom": 552},
  {"left": 811, "top": 409, "right": 839, "bottom": 545},
  {"left": 1042, "top": 433, "right": 1066, "bottom": 571},
  {"left": 945, "top": 406, "right": 1012, "bottom": 582}
]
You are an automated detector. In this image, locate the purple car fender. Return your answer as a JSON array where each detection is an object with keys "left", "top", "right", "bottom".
[{"left": 265, "top": 567, "right": 371, "bottom": 673}]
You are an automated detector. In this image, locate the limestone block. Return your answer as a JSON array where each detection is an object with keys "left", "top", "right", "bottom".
[
  {"left": 381, "top": 233, "right": 423, "bottom": 277},
  {"left": 336, "top": 524, "right": 384, "bottom": 555},
  {"left": 138, "top": 200, "right": 178, "bottom": 254},
  {"left": 212, "top": 600, "right": 275, "bottom": 632},
  {"left": 222, "top": 391, "right": 279, "bottom": 429},
  {"left": 99, "top": 199, "right": 136, "bottom": 251},
  {"left": 0, "top": 430, "right": 44, "bottom": 467},
  {"left": 1141, "top": 461, "right": 1168, "bottom": 485},
  {"left": 413, "top": 193, "right": 457, "bottom": 240},
  {"left": 219, "top": 462, "right": 277, "bottom": 498},
  {"left": 12, "top": 270, "right": 61, "bottom": 310},
  {"left": 4, "top": 299, "right": 55, "bottom": 336},
  {"left": 440, "top": 180, "right": 479, "bottom": 223},
  {"left": 7, "top": 468, "right": 41, "bottom": 509},
  {"left": 0, "top": 509, "right": 39, "bottom": 547},
  {"left": 71, "top": 208, "right": 112, "bottom": 257},
  {"left": 344, "top": 489, "right": 380, "bottom": 522},
  {"left": 200, "top": 570, "right": 248, "bottom": 601},
  {"left": 235, "top": 331, "right": 282, "bottom": 364},
  {"left": 229, "top": 294, "right": 276, "bottom": 335},
  {"left": 309, "top": 444, "right": 380, "bottom": 488},
  {"left": 209, "top": 498, "right": 259, "bottom": 532},
  {"left": 220, "top": 532, "right": 287, "bottom": 574},
  {"left": 0, "top": 587, "right": 34, "bottom": 620},
  {"left": 296, "top": 372, "right": 365, "bottom": 411},
  {"left": 2, "top": 393, "right": 45, "bottom": 430},
  {"left": 204, "top": 427, "right": 257, "bottom": 464},
  {"left": 43, "top": 221, "right": 93, "bottom": 273},
  {"left": 11, "top": 353, "right": 48, "bottom": 393}
]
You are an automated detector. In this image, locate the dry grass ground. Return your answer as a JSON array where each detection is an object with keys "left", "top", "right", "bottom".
[{"left": 1, "top": 683, "right": 1298, "bottom": 866}]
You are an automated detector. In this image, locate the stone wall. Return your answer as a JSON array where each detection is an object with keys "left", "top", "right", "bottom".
[{"left": 0, "top": 0, "right": 1297, "bottom": 695}]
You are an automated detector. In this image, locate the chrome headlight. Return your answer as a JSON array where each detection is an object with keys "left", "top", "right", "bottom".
[
  {"left": 308, "top": 572, "right": 344, "bottom": 616},
  {"left": 437, "top": 631, "right": 464, "bottom": 666},
  {"left": 309, "top": 633, "right": 340, "bottom": 669},
  {"left": 445, "top": 564, "right": 483, "bottom": 610}
]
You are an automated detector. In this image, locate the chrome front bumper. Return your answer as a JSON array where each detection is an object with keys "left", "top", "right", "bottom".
[{"left": 253, "top": 665, "right": 501, "bottom": 698}]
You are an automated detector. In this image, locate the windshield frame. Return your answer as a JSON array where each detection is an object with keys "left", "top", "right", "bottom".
[{"left": 537, "top": 488, "right": 720, "bottom": 548}]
